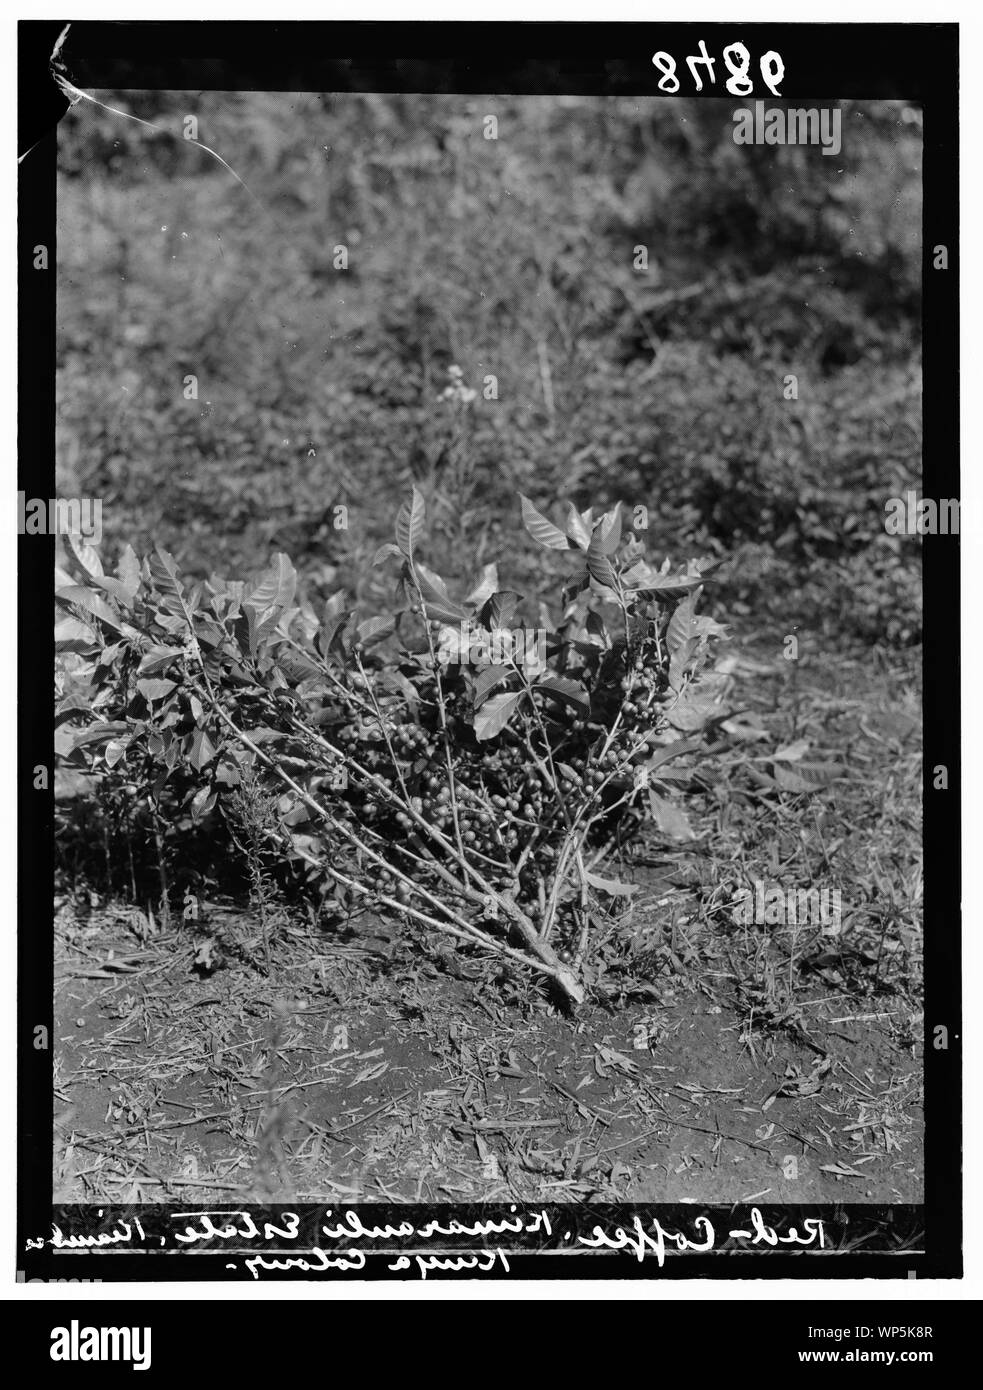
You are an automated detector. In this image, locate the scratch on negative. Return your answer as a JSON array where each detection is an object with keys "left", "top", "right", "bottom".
[{"left": 34, "top": 20, "right": 270, "bottom": 226}]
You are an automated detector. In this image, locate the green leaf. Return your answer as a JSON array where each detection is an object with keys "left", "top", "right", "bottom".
[
  {"left": 586, "top": 509, "right": 621, "bottom": 589},
  {"left": 189, "top": 785, "right": 217, "bottom": 823},
  {"left": 564, "top": 503, "right": 592, "bottom": 551},
  {"left": 643, "top": 737, "right": 702, "bottom": 776},
  {"left": 372, "top": 542, "right": 403, "bottom": 566},
  {"left": 771, "top": 739, "right": 811, "bottom": 763},
  {"left": 116, "top": 544, "right": 142, "bottom": 599},
  {"left": 519, "top": 495, "right": 570, "bottom": 551},
  {"left": 415, "top": 565, "right": 468, "bottom": 623},
  {"left": 189, "top": 728, "right": 217, "bottom": 770},
  {"left": 466, "top": 562, "right": 499, "bottom": 608},
  {"left": 593, "top": 503, "right": 623, "bottom": 556},
  {"left": 584, "top": 871, "right": 639, "bottom": 897},
  {"left": 55, "top": 617, "right": 98, "bottom": 650},
  {"left": 535, "top": 676, "right": 590, "bottom": 713},
  {"left": 356, "top": 614, "right": 396, "bottom": 647},
  {"left": 666, "top": 590, "right": 700, "bottom": 659},
  {"left": 277, "top": 648, "right": 324, "bottom": 684},
  {"left": 472, "top": 665, "right": 510, "bottom": 707},
  {"left": 479, "top": 590, "right": 520, "bottom": 632},
  {"left": 137, "top": 645, "right": 182, "bottom": 676},
  {"left": 646, "top": 789, "right": 695, "bottom": 840},
  {"left": 666, "top": 687, "right": 723, "bottom": 733},
  {"left": 55, "top": 585, "right": 127, "bottom": 634},
  {"left": 318, "top": 600, "right": 353, "bottom": 658},
  {"left": 90, "top": 575, "right": 136, "bottom": 608},
  {"left": 586, "top": 548, "right": 617, "bottom": 590},
  {"left": 104, "top": 737, "right": 130, "bottom": 769},
  {"left": 395, "top": 486, "right": 426, "bottom": 559},
  {"left": 137, "top": 678, "right": 177, "bottom": 703},
  {"left": 67, "top": 530, "right": 104, "bottom": 578},
  {"left": 474, "top": 690, "right": 523, "bottom": 741},
  {"left": 149, "top": 546, "right": 184, "bottom": 602},
  {"left": 771, "top": 761, "right": 842, "bottom": 793},
  {"left": 621, "top": 560, "right": 706, "bottom": 601},
  {"left": 68, "top": 721, "right": 131, "bottom": 750},
  {"left": 246, "top": 553, "right": 297, "bottom": 613}
]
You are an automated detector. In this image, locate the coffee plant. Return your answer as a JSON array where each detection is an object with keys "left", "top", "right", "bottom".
[{"left": 55, "top": 491, "right": 731, "bottom": 1009}]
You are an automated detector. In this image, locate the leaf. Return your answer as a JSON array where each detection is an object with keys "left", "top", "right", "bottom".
[
  {"left": 646, "top": 789, "right": 695, "bottom": 840},
  {"left": 561, "top": 573, "right": 591, "bottom": 608},
  {"left": 356, "top": 614, "right": 396, "bottom": 647},
  {"left": 90, "top": 575, "right": 136, "bottom": 607},
  {"left": 55, "top": 616, "right": 98, "bottom": 649},
  {"left": 519, "top": 495, "right": 569, "bottom": 551},
  {"left": 772, "top": 762, "right": 840, "bottom": 793},
  {"left": 595, "top": 1044, "right": 640, "bottom": 1074},
  {"left": 668, "top": 638, "right": 699, "bottom": 694},
  {"left": 472, "top": 665, "right": 509, "bottom": 706},
  {"left": 535, "top": 676, "right": 590, "bottom": 713},
  {"left": 414, "top": 561, "right": 450, "bottom": 597},
  {"left": 771, "top": 739, "right": 811, "bottom": 763},
  {"left": 395, "top": 486, "right": 426, "bottom": 559},
  {"left": 277, "top": 648, "right": 324, "bottom": 684},
  {"left": 584, "top": 872, "right": 639, "bottom": 897},
  {"left": 190, "top": 785, "right": 218, "bottom": 824},
  {"left": 246, "top": 553, "right": 297, "bottom": 613},
  {"left": 137, "top": 645, "right": 182, "bottom": 677},
  {"left": 666, "top": 590, "right": 700, "bottom": 659},
  {"left": 644, "top": 737, "right": 702, "bottom": 776},
  {"left": 665, "top": 687, "right": 723, "bottom": 733},
  {"left": 479, "top": 590, "right": 520, "bottom": 632},
  {"left": 116, "top": 544, "right": 142, "bottom": 599},
  {"left": 372, "top": 542, "right": 403, "bottom": 566},
  {"left": 564, "top": 502, "right": 592, "bottom": 550},
  {"left": 55, "top": 585, "right": 127, "bottom": 634},
  {"left": 67, "top": 530, "right": 104, "bottom": 577},
  {"left": 318, "top": 601, "right": 353, "bottom": 657},
  {"left": 137, "top": 678, "right": 177, "bottom": 703},
  {"left": 415, "top": 565, "right": 468, "bottom": 623},
  {"left": 586, "top": 520, "right": 618, "bottom": 589},
  {"left": 473, "top": 690, "right": 523, "bottom": 741},
  {"left": 189, "top": 728, "right": 217, "bottom": 770},
  {"left": 68, "top": 721, "right": 131, "bottom": 750},
  {"left": 586, "top": 548, "right": 617, "bottom": 590},
  {"left": 465, "top": 562, "right": 499, "bottom": 608},
  {"left": 104, "top": 737, "right": 130, "bottom": 769},
  {"left": 593, "top": 503, "right": 623, "bottom": 556},
  {"left": 621, "top": 560, "right": 705, "bottom": 600},
  {"left": 377, "top": 667, "right": 420, "bottom": 715},
  {"left": 149, "top": 546, "right": 196, "bottom": 626},
  {"left": 149, "top": 546, "right": 184, "bottom": 602}
]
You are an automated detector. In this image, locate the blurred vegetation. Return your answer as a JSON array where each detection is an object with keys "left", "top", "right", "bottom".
[{"left": 57, "top": 92, "right": 922, "bottom": 648}]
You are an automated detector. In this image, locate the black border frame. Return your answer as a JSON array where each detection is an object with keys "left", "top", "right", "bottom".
[{"left": 18, "top": 19, "right": 960, "bottom": 1283}]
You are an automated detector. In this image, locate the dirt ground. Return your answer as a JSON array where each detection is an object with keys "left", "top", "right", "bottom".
[
  {"left": 54, "top": 892, "right": 922, "bottom": 1206},
  {"left": 53, "top": 644, "right": 923, "bottom": 1207}
]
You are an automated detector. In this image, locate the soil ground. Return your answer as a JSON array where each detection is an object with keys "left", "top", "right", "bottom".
[{"left": 54, "top": 646, "right": 922, "bottom": 1206}]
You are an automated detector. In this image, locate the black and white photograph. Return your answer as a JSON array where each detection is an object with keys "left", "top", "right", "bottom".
[{"left": 17, "top": 16, "right": 961, "bottom": 1298}]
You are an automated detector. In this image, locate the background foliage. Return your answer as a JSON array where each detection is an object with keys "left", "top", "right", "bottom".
[{"left": 57, "top": 93, "right": 922, "bottom": 647}]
